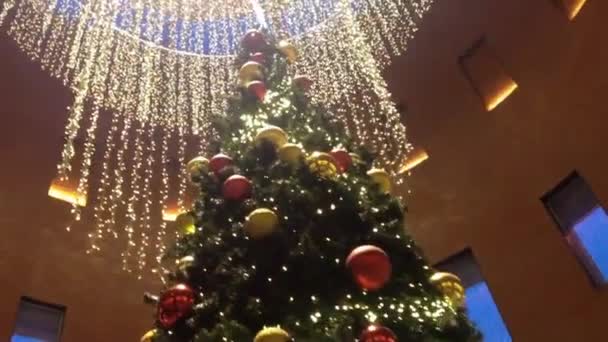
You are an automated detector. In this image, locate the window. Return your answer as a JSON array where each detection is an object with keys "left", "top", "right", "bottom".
[
  {"left": 12, "top": 297, "right": 65, "bottom": 342},
  {"left": 436, "top": 249, "right": 511, "bottom": 342},
  {"left": 542, "top": 171, "right": 608, "bottom": 286},
  {"left": 459, "top": 38, "right": 518, "bottom": 112}
]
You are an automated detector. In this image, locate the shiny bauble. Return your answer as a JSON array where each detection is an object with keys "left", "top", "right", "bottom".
[
  {"left": 293, "top": 75, "right": 313, "bottom": 92},
  {"left": 244, "top": 208, "right": 279, "bottom": 239},
  {"left": 175, "top": 212, "right": 196, "bottom": 235},
  {"left": 239, "top": 61, "right": 264, "bottom": 85},
  {"left": 157, "top": 284, "right": 195, "bottom": 329},
  {"left": 241, "top": 29, "right": 266, "bottom": 51},
  {"left": 359, "top": 324, "right": 397, "bottom": 342},
  {"left": 306, "top": 151, "right": 339, "bottom": 179},
  {"left": 209, "top": 153, "right": 233, "bottom": 175},
  {"left": 140, "top": 329, "right": 158, "bottom": 342},
  {"left": 367, "top": 168, "right": 392, "bottom": 193},
  {"left": 430, "top": 272, "right": 465, "bottom": 308},
  {"left": 186, "top": 156, "right": 209, "bottom": 183},
  {"left": 254, "top": 326, "right": 291, "bottom": 342},
  {"left": 278, "top": 143, "right": 303, "bottom": 165},
  {"left": 222, "top": 175, "right": 252, "bottom": 201},
  {"left": 247, "top": 80, "right": 267, "bottom": 102},
  {"left": 255, "top": 125, "right": 288, "bottom": 148},
  {"left": 346, "top": 245, "right": 392, "bottom": 291},
  {"left": 277, "top": 40, "right": 298, "bottom": 63},
  {"left": 330, "top": 148, "right": 352, "bottom": 173}
]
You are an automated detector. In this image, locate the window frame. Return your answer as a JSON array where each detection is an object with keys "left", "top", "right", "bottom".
[
  {"left": 541, "top": 170, "right": 608, "bottom": 288},
  {"left": 435, "top": 248, "right": 512, "bottom": 341},
  {"left": 11, "top": 296, "right": 67, "bottom": 342},
  {"left": 458, "top": 37, "right": 518, "bottom": 112}
]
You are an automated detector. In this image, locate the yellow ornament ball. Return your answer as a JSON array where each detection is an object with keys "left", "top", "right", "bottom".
[
  {"left": 430, "top": 272, "right": 465, "bottom": 308},
  {"left": 255, "top": 125, "right": 288, "bottom": 148},
  {"left": 254, "top": 326, "right": 291, "bottom": 342},
  {"left": 186, "top": 156, "right": 209, "bottom": 183},
  {"left": 367, "top": 168, "right": 392, "bottom": 193},
  {"left": 306, "top": 152, "right": 338, "bottom": 179},
  {"left": 245, "top": 208, "right": 279, "bottom": 239},
  {"left": 278, "top": 143, "right": 303, "bottom": 165},
  {"left": 175, "top": 212, "right": 196, "bottom": 235},
  {"left": 239, "top": 61, "right": 264, "bottom": 85},
  {"left": 277, "top": 40, "right": 298, "bottom": 63},
  {"left": 140, "top": 329, "right": 158, "bottom": 342}
]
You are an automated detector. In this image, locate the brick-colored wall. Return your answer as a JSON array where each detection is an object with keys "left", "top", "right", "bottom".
[
  {"left": 0, "top": 38, "right": 158, "bottom": 341},
  {"left": 387, "top": 0, "right": 608, "bottom": 340},
  {"left": 0, "top": 0, "right": 606, "bottom": 341}
]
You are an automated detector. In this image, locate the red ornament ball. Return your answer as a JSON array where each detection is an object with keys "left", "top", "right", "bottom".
[
  {"left": 223, "top": 175, "right": 252, "bottom": 201},
  {"left": 359, "top": 324, "right": 397, "bottom": 342},
  {"left": 293, "top": 75, "right": 313, "bottom": 92},
  {"left": 157, "top": 284, "right": 195, "bottom": 329},
  {"left": 250, "top": 52, "right": 266, "bottom": 64},
  {"left": 346, "top": 245, "right": 391, "bottom": 291},
  {"left": 247, "top": 80, "right": 267, "bottom": 102},
  {"left": 209, "top": 153, "right": 233, "bottom": 175},
  {"left": 241, "top": 29, "right": 266, "bottom": 51},
  {"left": 330, "top": 148, "right": 352, "bottom": 172}
]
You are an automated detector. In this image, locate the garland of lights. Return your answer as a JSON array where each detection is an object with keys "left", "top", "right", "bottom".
[{"left": 0, "top": 0, "right": 432, "bottom": 276}]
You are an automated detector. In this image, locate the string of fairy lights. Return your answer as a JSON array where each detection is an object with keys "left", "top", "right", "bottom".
[{"left": 0, "top": 0, "right": 433, "bottom": 275}]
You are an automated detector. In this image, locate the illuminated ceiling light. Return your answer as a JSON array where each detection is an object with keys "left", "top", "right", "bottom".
[
  {"left": 559, "top": 0, "right": 587, "bottom": 20},
  {"left": 48, "top": 178, "right": 87, "bottom": 207},
  {"left": 460, "top": 38, "right": 518, "bottom": 112},
  {"left": 485, "top": 80, "right": 518, "bottom": 112},
  {"left": 399, "top": 148, "right": 429, "bottom": 174},
  {"left": 0, "top": 0, "right": 434, "bottom": 275},
  {"left": 162, "top": 207, "right": 182, "bottom": 222}
]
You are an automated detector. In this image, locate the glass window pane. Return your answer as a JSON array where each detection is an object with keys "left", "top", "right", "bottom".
[
  {"left": 465, "top": 282, "right": 512, "bottom": 342},
  {"left": 12, "top": 298, "right": 65, "bottom": 342},
  {"left": 569, "top": 206, "right": 608, "bottom": 284},
  {"left": 11, "top": 336, "right": 44, "bottom": 342}
]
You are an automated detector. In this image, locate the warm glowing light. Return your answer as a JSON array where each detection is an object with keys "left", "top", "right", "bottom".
[
  {"left": 0, "top": 0, "right": 432, "bottom": 275},
  {"left": 48, "top": 179, "right": 87, "bottom": 207},
  {"left": 162, "top": 207, "right": 182, "bottom": 222},
  {"left": 485, "top": 81, "right": 518, "bottom": 112},
  {"left": 399, "top": 148, "right": 429, "bottom": 174},
  {"left": 460, "top": 39, "right": 518, "bottom": 112},
  {"left": 562, "top": 0, "right": 587, "bottom": 20}
]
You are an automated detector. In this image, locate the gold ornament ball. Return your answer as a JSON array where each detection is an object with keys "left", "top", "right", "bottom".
[
  {"left": 175, "top": 212, "right": 196, "bottom": 235},
  {"left": 367, "top": 168, "right": 392, "bottom": 193},
  {"left": 140, "top": 329, "right": 158, "bottom": 342},
  {"left": 430, "top": 272, "right": 465, "bottom": 307},
  {"left": 255, "top": 125, "right": 288, "bottom": 148},
  {"left": 239, "top": 61, "right": 264, "bottom": 85},
  {"left": 186, "top": 156, "right": 209, "bottom": 183},
  {"left": 277, "top": 40, "right": 298, "bottom": 63},
  {"left": 254, "top": 326, "right": 291, "bottom": 342},
  {"left": 307, "top": 152, "right": 338, "bottom": 179},
  {"left": 278, "top": 143, "right": 303, "bottom": 165},
  {"left": 245, "top": 208, "right": 279, "bottom": 239}
]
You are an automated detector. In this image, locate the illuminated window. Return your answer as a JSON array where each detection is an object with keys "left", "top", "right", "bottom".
[
  {"left": 399, "top": 147, "right": 429, "bottom": 174},
  {"left": 459, "top": 39, "right": 518, "bottom": 111},
  {"left": 542, "top": 171, "right": 608, "bottom": 285},
  {"left": 12, "top": 297, "right": 65, "bottom": 342},
  {"left": 555, "top": 0, "right": 587, "bottom": 20},
  {"left": 436, "top": 249, "right": 511, "bottom": 342}
]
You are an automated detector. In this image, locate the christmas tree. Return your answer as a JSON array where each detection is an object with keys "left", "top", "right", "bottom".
[{"left": 141, "top": 30, "right": 480, "bottom": 342}]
